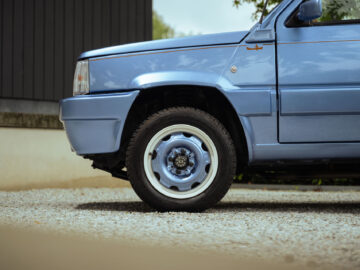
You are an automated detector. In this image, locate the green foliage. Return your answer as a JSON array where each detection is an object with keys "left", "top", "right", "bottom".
[
  {"left": 320, "top": 0, "right": 360, "bottom": 22},
  {"left": 233, "top": 0, "right": 282, "bottom": 20},
  {"left": 153, "top": 11, "right": 201, "bottom": 40},
  {"left": 236, "top": 174, "right": 244, "bottom": 181},
  {"left": 312, "top": 178, "right": 323, "bottom": 186},
  {"left": 153, "top": 11, "right": 175, "bottom": 40},
  {"left": 232, "top": 0, "right": 360, "bottom": 21}
]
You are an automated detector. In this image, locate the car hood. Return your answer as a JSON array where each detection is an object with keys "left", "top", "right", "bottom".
[{"left": 79, "top": 31, "right": 249, "bottom": 60}]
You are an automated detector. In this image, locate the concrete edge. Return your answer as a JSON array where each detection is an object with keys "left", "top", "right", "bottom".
[
  {"left": 231, "top": 184, "right": 360, "bottom": 192},
  {"left": 0, "top": 176, "right": 131, "bottom": 192},
  {"left": 0, "top": 112, "right": 63, "bottom": 129},
  {"left": 0, "top": 98, "right": 59, "bottom": 115}
]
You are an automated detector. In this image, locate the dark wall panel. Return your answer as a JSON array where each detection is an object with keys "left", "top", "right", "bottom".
[
  {"left": 64, "top": 0, "right": 75, "bottom": 99},
  {"left": 145, "top": 0, "right": 152, "bottom": 41},
  {"left": 0, "top": 0, "right": 2, "bottom": 97},
  {"left": 23, "top": 0, "right": 34, "bottom": 99},
  {"left": 136, "top": 0, "right": 145, "bottom": 42},
  {"left": 101, "top": 0, "right": 110, "bottom": 46},
  {"left": 0, "top": 0, "right": 153, "bottom": 102},
  {"left": 74, "top": 0, "right": 84, "bottom": 55},
  {"left": 34, "top": 0, "right": 45, "bottom": 100},
  {"left": 110, "top": 0, "right": 120, "bottom": 45},
  {"left": 13, "top": 0, "right": 24, "bottom": 98},
  {"left": 44, "top": 0, "right": 55, "bottom": 100},
  {"left": 120, "top": 0, "right": 128, "bottom": 45},
  {"left": 93, "top": 0, "right": 102, "bottom": 49},
  {"left": 128, "top": 0, "right": 136, "bottom": 43},
  {"left": 2, "top": 0, "right": 13, "bottom": 97},
  {"left": 54, "top": 0, "right": 65, "bottom": 101},
  {"left": 83, "top": 0, "right": 93, "bottom": 52}
]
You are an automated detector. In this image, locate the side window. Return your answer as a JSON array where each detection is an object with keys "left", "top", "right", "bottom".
[{"left": 287, "top": 0, "right": 360, "bottom": 27}]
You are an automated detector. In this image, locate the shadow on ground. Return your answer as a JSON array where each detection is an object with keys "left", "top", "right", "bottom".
[
  {"left": 76, "top": 202, "right": 154, "bottom": 213},
  {"left": 76, "top": 201, "right": 360, "bottom": 213}
]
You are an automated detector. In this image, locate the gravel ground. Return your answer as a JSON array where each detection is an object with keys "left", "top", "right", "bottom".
[{"left": 0, "top": 188, "right": 359, "bottom": 269}]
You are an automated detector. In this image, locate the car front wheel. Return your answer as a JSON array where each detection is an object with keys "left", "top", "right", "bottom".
[{"left": 126, "top": 107, "right": 236, "bottom": 211}]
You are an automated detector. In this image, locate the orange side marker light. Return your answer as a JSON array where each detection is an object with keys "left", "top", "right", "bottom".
[{"left": 246, "top": 44, "right": 263, "bottom": 51}]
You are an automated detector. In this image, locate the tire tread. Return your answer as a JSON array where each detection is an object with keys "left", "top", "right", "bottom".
[{"left": 126, "top": 107, "right": 236, "bottom": 211}]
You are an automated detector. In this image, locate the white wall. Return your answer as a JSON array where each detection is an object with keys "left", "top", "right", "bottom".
[{"left": 0, "top": 128, "right": 129, "bottom": 190}]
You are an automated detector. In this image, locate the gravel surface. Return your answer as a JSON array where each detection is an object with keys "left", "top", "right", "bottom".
[{"left": 0, "top": 188, "right": 359, "bottom": 269}]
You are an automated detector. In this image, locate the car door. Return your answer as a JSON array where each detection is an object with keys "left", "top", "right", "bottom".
[{"left": 276, "top": 0, "right": 360, "bottom": 143}]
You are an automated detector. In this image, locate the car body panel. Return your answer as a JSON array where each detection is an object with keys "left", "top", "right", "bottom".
[
  {"left": 80, "top": 31, "right": 249, "bottom": 60},
  {"left": 60, "top": 91, "right": 139, "bottom": 154},
  {"left": 60, "top": 0, "right": 360, "bottom": 163},
  {"left": 89, "top": 45, "right": 238, "bottom": 91},
  {"left": 277, "top": 0, "right": 360, "bottom": 143}
]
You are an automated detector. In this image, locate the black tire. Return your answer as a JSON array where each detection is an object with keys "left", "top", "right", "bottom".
[{"left": 126, "top": 107, "right": 236, "bottom": 212}]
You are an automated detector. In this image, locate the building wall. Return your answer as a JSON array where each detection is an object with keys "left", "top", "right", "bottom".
[
  {"left": 0, "top": 127, "right": 133, "bottom": 190},
  {"left": 0, "top": 0, "right": 152, "bottom": 103},
  {"left": 0, "top": 0, "right": 152, "bottom": 189}
]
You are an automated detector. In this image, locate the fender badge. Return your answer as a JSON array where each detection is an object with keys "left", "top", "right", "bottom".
[
  {"left": 246, "top": 44, "right": 263, "bottom": 51},
  {"left": 231, "top": 65, "right": 238, "bottom": 73}
]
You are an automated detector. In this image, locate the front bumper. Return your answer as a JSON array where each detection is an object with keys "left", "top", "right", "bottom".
[{"left": 60, "top": 91, "right": 139, "bottom": 155}]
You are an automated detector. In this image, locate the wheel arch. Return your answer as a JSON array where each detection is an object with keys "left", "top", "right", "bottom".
[{"left": 121, "top": 85, "right": 249, "bottom": 174}]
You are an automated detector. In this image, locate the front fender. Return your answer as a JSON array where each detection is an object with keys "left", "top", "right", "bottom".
[
  {"left": 129, "top": 71, "right": 265, "bottom": 163},
  {"left": 88, "top": 44, "right": 274, "bottom": 163},
  {"left": 130, "top": 71, "right": 225, "bottom": 90}
]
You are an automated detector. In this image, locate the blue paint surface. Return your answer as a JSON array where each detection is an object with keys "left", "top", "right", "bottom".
[
  {"left": 60, "top": 0, "right": 360, "bottom": 162},
  {"left": 80, "top": 31, "right": 248, "bottom": 60},
  {"left": 60, "top": 91, "right": 139, "bottom": 154}
]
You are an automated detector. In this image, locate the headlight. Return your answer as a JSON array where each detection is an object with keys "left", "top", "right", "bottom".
[{"left": 73, "top": 60, "right": 89, "bottom": 96}]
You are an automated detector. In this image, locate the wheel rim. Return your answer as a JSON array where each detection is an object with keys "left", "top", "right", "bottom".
[{"left": 144, "top": 124, "right": 219, "bottom": 199}]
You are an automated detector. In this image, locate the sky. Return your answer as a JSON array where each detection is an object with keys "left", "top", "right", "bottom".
[{"left": 153, "top": 0, "right": 257, "bottom": 36}]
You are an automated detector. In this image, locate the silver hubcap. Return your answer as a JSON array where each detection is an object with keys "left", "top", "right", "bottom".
[{"left": 144, "top": 124, "right": 219, "bottom": 199}]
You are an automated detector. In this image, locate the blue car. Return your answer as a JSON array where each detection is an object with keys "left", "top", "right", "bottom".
[{"left": 60, "top": 0, "right": 360, "bottom": 211}]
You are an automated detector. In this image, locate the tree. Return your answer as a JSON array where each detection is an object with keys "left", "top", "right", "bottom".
[
  {"left": 233, "top": 0, "right": 281, "bottom": 20},
  {"left": 153, "top": 11, "right": 175, "bottom": 40},
  {"left": 233, "top": 0, "right": 360, "bottom": 22},
  {"left": 320, "top": 0, "right": 360, "bottom": 21},
  {"left": 153, "top": 11, "right": 200, "bottom": 40}
]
